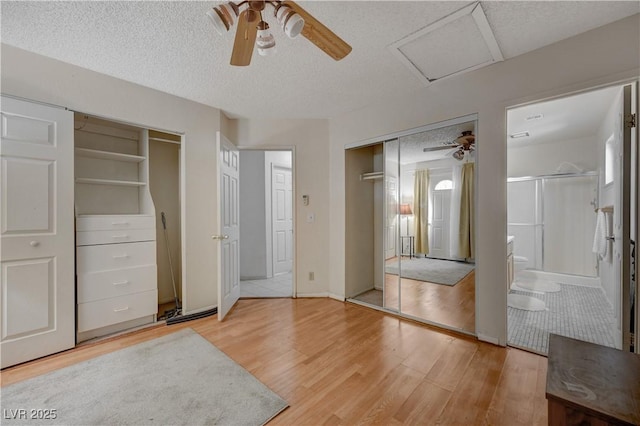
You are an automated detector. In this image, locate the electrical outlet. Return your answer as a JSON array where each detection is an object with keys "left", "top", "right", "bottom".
[{"left": 309, "top": 272, "right": 314, "bottom": 281}]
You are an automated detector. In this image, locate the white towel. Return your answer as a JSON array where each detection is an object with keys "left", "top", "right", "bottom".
[{"left": 592, "top": 211, "right": 609, "bottom": 260}]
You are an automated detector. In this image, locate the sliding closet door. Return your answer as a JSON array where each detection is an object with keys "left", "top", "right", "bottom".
[
  {"left": 0, "top": 96, "right": 75, "bottom": 368},
  {"left": 383, "top": 139, "right": 400, "bottom": 311},
  {"left": 394, "top": 119, "right": 477, "bottom": 333}
]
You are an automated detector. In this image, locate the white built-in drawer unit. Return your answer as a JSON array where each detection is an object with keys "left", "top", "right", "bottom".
[
  {"left": 76, "top": 228, "right": 155, "bottom": 246},
  {"left": 76, "top": 215, "right": 155, "bottom": 232},
  {"left": 77, "top": 241, "right": 156, "bottom": 273},
  {"left": 75, "top": 214, "right": 157, "bottom": 338},
  {"left": 77, "top": 289, "right": 158, "bottom": 333},
  {"left": 77, "top": 265, "right": 157, "bottom": 304},
  {"left": 74, "top": 122, "right": 157, "bottom": 340}
]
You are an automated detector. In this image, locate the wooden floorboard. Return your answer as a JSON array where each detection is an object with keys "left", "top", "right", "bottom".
[
  {"left": 382, "top": 269, "right": 475, "bottom": 333},
  {"left": 0, "top": 298, "right": 547, "bottom": 425}
]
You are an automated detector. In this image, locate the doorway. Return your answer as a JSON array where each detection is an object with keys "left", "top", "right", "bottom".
[
  {"left": 238, "top": 150, "right": 294, "bottom": 298},
  {"left": 506, "top": 83, "right": 637, "bottom": 354}
]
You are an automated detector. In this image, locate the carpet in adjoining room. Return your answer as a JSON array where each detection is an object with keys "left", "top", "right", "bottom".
[
  {"left": 385, "top": 257, "right": 474, "bottom": 285},
  {"left": 1, "top": 328, "right": 288, "bottom": 425}
]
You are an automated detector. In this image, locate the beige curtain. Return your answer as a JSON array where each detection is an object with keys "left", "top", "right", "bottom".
[
  {"left": 458, "top": 162, "right": 475, "bottom": 259},
  {"left": 413, "top": 170, "right": 429, "bottom": 254}
]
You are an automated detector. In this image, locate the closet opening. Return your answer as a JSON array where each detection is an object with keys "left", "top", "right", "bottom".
[
  {"left": 148, "top": 131, "right": 183, "bottom": 320},
  {"left": 346, "top": 114, "right": 478, "bottom": 336},
  {"left": 73, "top": 113, "right": 185, "bottom": 343}
]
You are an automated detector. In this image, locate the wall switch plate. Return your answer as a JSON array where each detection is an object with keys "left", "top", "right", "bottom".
[{"left": 306, "top": 213, "right": 315, "bottom": 223}]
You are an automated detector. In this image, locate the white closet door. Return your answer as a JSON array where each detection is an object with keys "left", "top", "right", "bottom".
[
  {"left": 272, "top": 165, "right": 293, "bottom": 275},
  {"left": 216, "top": 132, "right": 240, "bottom": 321},
  {"left": 1, "top": 96, "right": 75, "bottom": 368}
]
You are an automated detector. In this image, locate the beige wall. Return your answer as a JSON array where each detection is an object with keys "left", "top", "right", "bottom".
[
  {"left": 225, "top": 119, "right": 333, "bottom": 297},
  {"left": 1, "top": 45, "right": 221, "bottom": 314},
  {"left": 329, "top": 14, "right": 640, "bottom": 344}
]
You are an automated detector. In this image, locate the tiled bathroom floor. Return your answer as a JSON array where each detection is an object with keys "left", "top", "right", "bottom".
[
  {"left": 508, "top": 283, "right": 616, "bottom": 354},
  {"left": 240, "top": 272, "right": 292, "bottom": 298}
]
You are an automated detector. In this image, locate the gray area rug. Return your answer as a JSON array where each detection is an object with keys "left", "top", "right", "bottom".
[
  {"left": 385, "top": 257, "right": 474, "bottom": 285},
  {"left": 1, "top": 328, "right": 288, "bottom": 425}
]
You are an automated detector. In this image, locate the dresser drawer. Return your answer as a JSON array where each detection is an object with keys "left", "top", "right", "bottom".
[
  {"left": 76, "top": 215, "right": 155, "bottom": 232},
  {"left": 77, "top": 290, "right": 157, "bottom": 332},
  {"left": 76, "top": 228, "right": 155, "bottom": 246},
  {"left": 77, "top": 265, "right": 157, "bottom": 303},
  {"left": 77, "top": 241, "right": 156, "bottom": 273}
]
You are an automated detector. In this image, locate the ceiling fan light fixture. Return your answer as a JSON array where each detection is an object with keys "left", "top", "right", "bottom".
[
  {"left": 284, "top": 13, "right": 304, "bottom": 38},
  {"left": 256, "top": 21, "right": 276, "bottom": 56},
  {"left": 453, "top": 149, "right": 465, "bottom": 161},
  {"left": 275, "top": 5, "right": 304, "bottom": 38},
  {"left": 207, "top": 2, "right": 239, "bottom": 35}
]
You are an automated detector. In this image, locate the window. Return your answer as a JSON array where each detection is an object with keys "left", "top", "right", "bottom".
[{"left": 434, "top": 179, "right": 453, "bottom": 190}]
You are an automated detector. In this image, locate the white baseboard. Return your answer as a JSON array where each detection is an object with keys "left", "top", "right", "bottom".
[
  {"left": 296, "top": 292, "right": 329, "bottom": 298},
  {"left": 477, "top": 333, "right": 504, "bottom": 347},
  {"left": 328, "top": 292, "right": 345, "bottom": 301}
]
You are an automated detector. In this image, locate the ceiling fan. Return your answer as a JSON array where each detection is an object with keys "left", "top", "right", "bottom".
[
  {"left": 207, "top": 1, "right": 352, "bottom": 66},
  {"left": 422, "top": 131, "right": 476, "bottom": 161}
]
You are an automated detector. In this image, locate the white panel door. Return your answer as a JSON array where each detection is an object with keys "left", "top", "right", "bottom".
[
  {"left": 215, "top": 132, "right": 240, "bottom": 321},
  {"left": 0, "top": 96, "right": 75, "bottom": 368},
  {"left": 272, "top": 165, "right": 293, "bottom": 275},
  {"left": 430, "top": 187, "right": 451, "bottom": 259}
]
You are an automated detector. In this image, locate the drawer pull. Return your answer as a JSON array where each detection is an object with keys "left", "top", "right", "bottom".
[
  {"left": 111, "top": 234, "right": 130, "bottom": 239},
  {"left": 113, "top": 306, "right": 129, "bottom": 312},
  {"left": 112, "top": 254, "right": 130, "bottom": 259},
  {"left": 30, "top": 240, "right": 40, "bottom": 247},
  {"left": 111, "top": 221, "right": 130, "bottom": 226},
  {"left": 112, "top": 280, "right": 129, "bottom": 286}
]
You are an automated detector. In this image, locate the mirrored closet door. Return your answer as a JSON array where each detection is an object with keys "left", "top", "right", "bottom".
[{"left": 347, "top": 116, "right": 477, "bottom": 335}]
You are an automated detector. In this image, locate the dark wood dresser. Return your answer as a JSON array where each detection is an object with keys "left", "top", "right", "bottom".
[{"left": 546, "top": 334, "right": 640, "bottom": 425}]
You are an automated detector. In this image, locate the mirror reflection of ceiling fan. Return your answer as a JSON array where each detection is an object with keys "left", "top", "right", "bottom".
[
  {"left": 207, "top": 1, "right": 352, "bottom": 66},
  {"left": 422, "top": 131, "right": 475, "bottom": 161}
]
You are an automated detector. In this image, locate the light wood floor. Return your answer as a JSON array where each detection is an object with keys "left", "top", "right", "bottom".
[
  {"left": 383, "top": 270, "right": 475, "bottom": 333},
  {"left": 1, "top": 298, "right": 547, "bottom": 425}
]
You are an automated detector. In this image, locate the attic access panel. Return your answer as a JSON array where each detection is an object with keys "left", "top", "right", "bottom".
[{"left": 389, "top": 2, "right": 503, "bottom": 85}]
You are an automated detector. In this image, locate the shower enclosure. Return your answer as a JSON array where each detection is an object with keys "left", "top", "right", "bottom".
[{"left": 507, "top": 172, "right": 599, "bottom": 279}]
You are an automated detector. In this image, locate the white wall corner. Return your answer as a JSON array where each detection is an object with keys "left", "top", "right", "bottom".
[{"left": 328, "top": 292, "right": 346, "bottom": 302}]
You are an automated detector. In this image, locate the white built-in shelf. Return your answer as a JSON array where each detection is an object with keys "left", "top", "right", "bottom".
[
  {"left": 149, "top": 136, "right": 180, "bottom": 145},
  {"left": 75, "top": 148, "right": 145, "bottom": 163},
  {"left": 75, "top": 178, "right": 146, "bottom": 187}
]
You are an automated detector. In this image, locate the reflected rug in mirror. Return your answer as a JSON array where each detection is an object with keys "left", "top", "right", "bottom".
[
  {"left": 1, "top": 328, "right": 288, "bottom": 425},
  {"left": 385, "top": 257, "right": 474, "bottom": 285}
]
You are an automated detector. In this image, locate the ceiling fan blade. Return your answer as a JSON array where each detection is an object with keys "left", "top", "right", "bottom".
[
  {"left": 230, "top": 10, "right": 258, "bottom": 66},
  {"left": 283, "top": 1, "right": 352, "bottom": 61},
  {"left": 423, "top": 145, "right": 458, "bottom": 153}
]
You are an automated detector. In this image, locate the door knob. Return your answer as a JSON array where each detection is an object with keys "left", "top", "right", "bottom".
[{"left": 211, "top": 235, "right": 229, "bottom": 240}]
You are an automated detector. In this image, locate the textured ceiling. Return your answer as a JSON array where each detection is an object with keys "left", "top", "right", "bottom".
[{"left": 1, "top": 1, "right": 638, "bottom": 119}]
